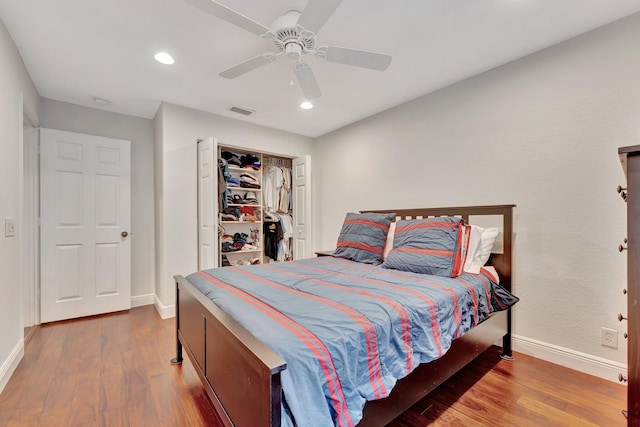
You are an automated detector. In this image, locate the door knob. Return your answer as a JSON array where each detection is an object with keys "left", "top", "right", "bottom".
[{"left": 121, "top": 231, "right": 129, "bottom": 238}]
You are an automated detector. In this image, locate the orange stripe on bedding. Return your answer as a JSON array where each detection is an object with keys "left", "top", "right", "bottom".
[
  {"left": 395, "top": 221, "right": 458, "bottom": 233},
  {"left": 337, "top": 240, "right": 384, "bottom": 255},
  {"left": 394, "top": 247, "right": 453, "bottom": 258},
  {"left": 450, "top": 222, "right": 468, "bottom": 277},
  {"left": 480, "top": 267, "right": 498, "bottom": 284},
  {"left": 344, "top": 218, "right": 389, "bottom": 231}
]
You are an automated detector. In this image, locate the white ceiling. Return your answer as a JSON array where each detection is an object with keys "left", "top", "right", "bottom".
[{"left": 1, "top": 0, "right": 640, "bottom": 138}]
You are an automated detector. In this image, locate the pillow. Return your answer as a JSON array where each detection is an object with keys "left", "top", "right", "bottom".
[
  {"left": 382, "top": 222, "right": 396, "bottom": 260},
  {"left": 382, "top": 217, "right": 465, "bottom": 276},
  {"left": 465, "top": 227, "right": 499, "bottom": 274},
  {"left": 333, "top": 212, "right": 396, "bottom": 264},
  {"left": 462, "top": 225, "right": 484, "bottom": 272}
]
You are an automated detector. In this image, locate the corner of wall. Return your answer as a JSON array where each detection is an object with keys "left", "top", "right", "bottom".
[
  {"left": 154, "top": 294, "right": 175, "bottom": 319},
  {"left": 153, "top": 104, "right": 165, "bottom": 304}
]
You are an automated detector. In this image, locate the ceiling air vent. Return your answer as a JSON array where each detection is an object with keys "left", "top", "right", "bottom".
[{"left": 229, "top": 106, "right": 255, "bottom": 116}]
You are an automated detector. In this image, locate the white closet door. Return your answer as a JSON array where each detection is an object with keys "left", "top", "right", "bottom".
[
  {"left": 40, "top": 128, "right": 131, "bottom": 323},
  {"left": 198, "top": 137, "right": 219, "bottom": 270},
  {"left": 292, "top": 155, "right": 312, "bottom": 259}
]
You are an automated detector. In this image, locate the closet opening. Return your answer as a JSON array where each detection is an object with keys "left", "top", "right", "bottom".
[{"left": 197, "top": 138, "right": 312, "bottom": 270}]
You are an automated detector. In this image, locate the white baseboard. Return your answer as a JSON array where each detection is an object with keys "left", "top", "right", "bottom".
[
  {"left": 0, "top": 340, "right": 24, "bottom": 394},
  {"left": 154, "top": 295, "right": 176, "bottom": 319},
  {"left": 131, "top": 294, "right": 155, "bottom": 308},
  {"left": 513, "top": 335, "right": 627, "bottom": 384}
]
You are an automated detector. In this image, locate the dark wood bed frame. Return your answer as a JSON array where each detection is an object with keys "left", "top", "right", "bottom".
[{"left": 171, "top": 204, "right": 515, "bottom": 427}]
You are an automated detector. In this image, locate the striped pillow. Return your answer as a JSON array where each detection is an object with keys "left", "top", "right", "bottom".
[
  {"left": 381, "top": 217, "right": 466, "bottom": 276},
  {"left": 333, "top": 212, "right": 396, "bottom": 264}
]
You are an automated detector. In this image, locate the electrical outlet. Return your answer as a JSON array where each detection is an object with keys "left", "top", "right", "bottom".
[
  {"left": 601, "top": 327, "right": 618, "bottom": 348},
  {"left": 4, "top": 218, "right": 15, "bottom": 237}
]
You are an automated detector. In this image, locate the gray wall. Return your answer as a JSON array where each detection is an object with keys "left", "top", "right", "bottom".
[
  {"left": 40, "top": 98, "right": 156, "bottom": 298},
  {"left": 0, "top": 17, "right": 40, "bottom": 391},
  {"left": 314, "top": 13, "right": 640, "bottom": 370}
]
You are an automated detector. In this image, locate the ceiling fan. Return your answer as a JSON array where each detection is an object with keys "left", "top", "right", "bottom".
[{"left": 185, "top": 0, "right": 392, "bottom": 99}]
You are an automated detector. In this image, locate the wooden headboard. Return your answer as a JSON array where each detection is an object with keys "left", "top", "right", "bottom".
[{"left": 362, "top": 205, "right": 515, "bottom": 292}]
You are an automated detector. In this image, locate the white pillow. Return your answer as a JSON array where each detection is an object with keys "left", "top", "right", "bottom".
[
  {"left": 465, "top": 227, "right": 499, "bottom": 274},
  {"left": 382, "top": 222, "right": 396, "bottom": 260},
  {"left": 462, "top": 225, "right": 484, "bottom": 272}
]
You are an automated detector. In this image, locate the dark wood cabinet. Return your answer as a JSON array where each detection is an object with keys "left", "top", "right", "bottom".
[{"left": 619, "top": 145, "right": 640, "bottom": 425}]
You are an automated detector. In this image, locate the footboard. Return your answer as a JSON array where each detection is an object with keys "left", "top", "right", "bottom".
[{"left": 173, "top": 275, "right": 287, "bottom": 427}]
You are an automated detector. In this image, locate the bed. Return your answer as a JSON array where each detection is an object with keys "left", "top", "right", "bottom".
[{"left": 171, "top": 204, "right": 517, "bottom": 426}]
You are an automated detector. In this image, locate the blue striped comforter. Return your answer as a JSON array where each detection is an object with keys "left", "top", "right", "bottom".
[{"left": 186, "top": 257, "right": 518, "bottom": 427}]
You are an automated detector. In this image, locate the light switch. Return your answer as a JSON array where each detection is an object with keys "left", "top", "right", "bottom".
[{"left": 5, "top": 218, "right": 15, "bottom": 237}]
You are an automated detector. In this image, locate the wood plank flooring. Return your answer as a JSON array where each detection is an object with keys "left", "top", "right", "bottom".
[{"left": 0, "top": 306, "right": 627, "bottom": 426}]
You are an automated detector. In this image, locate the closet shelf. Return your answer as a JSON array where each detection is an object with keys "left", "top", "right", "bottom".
[
  {"left": 222, "top": 249, "right": 262, "bottom": 254},
  {"left": 227, "top": 187, "right": 262, "bottom": 192},
  {"left": 229, "top": 166, "right": 261, "bottom": 173},
  {"left": 221, "top": 221, "right": 263, "bottom": 224},
  {"left": 227, "top": 203, "right": 262, "bottom": 207}
]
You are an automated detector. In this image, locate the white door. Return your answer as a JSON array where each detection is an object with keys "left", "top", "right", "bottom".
[
  {"left": 40, "top": 128, "right": 131, "bottom": 323},
  {"left": 197, "top": 137, "right": 219, "bottom": 270},
  {"left": 292, "top": 155, "right": 312, "bottom": 259}
]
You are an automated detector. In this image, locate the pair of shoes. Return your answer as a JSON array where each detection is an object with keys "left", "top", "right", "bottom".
[
  {"left": 233, "top": 232, "right": 248, "bottom": 246},
  {"left": 221, "top": 242, "right": 240, "bottom": 253}
]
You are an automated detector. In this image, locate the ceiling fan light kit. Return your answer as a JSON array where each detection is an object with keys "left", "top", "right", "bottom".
[{"left": 186, "top": 0, "right": 392, "bottom": 100}]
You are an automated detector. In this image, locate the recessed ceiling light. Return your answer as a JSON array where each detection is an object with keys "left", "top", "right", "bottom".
[
  {"left": 300, "top": 101, "right": 313, "bottom": 110},
  {"left": 154, "top": 52, "right": 175, "bottom": 65}
]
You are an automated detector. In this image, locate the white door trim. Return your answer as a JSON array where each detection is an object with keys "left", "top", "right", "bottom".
[{"left": 21, "top": 125, "right": 40, "bottom": 327}]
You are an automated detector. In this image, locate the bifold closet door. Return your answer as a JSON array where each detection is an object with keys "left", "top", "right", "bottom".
[
  {"left": 292, "top": 155, "right": 312, "bottom": 259},
  {"left": 198, "top": 137, "right": 219, "bottom": 270}
]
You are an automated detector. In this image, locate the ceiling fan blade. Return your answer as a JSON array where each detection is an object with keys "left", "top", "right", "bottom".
[
  {"left": 318, "top": 45, "right": 392, "bottom": 71},
  {"left": 185, "top": 0, "right": 270, "bottom": 36},
  {"left": 294, "top": 62, "right": 322, "bottom": 99},
  {"left": 219, "top": 54, "right": 277, "bottom": 79},
  {"left": 296, "top": 0, "right": 342, "bottom": 33}
]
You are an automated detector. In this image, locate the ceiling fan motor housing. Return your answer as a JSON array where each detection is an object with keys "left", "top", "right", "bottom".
[{"left": 271, "top": 10, "right": 315, "bottom": 57}]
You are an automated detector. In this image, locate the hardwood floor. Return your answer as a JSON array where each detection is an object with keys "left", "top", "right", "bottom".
[{"left": 0, "top": 306, "right": 627, "bottom": 426}]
